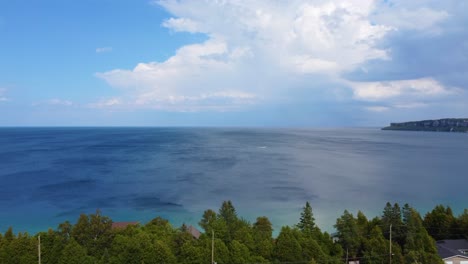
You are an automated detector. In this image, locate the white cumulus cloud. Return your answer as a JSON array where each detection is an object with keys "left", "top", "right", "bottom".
[
  {"left": 349, "top": 78, "right": 459, "bottom": 101},
  {"left": 97, "top": 0, "right": 453, "bottom": 112},
  {"left": 88, "top": 98, "right": 122, "bottom": 109}
]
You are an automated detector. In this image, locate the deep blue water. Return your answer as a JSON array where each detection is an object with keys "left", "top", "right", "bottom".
[{"left": 0, "top": 127, "right": 467, "bottom": 234}]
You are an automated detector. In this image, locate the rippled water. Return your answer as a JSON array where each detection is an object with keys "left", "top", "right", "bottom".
[{"left": 1, "top": 127, "right": 467, "bottom": 234}]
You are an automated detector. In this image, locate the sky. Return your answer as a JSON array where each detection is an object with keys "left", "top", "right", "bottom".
[{"left": 0, "top": 0, "right": 467, "bottom": 126}]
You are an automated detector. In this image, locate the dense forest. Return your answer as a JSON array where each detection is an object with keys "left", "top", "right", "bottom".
[{"left": 1, "top": 201, "right": 467, "bottom": 264}]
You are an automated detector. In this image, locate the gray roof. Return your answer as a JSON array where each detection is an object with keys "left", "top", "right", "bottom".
[
  {"left": 436, "top": 239, "right": 468, "bottom": 259},
  {"left": 187, "top": 225, "right": 201, "bottom": 239}
]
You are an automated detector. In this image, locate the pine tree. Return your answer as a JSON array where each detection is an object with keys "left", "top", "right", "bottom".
[
  {"left": 423, "top": 204, "right": 457, "bottom": 240},
  {"left": 334, "top": 210, "right": 360, "bottom": 258},
  {"left": 297, "top": 201, "right": 316, "bottom": 236}
]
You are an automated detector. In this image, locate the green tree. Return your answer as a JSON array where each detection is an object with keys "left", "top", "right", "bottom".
[
  {"left": 4, "top": 227, "right": 14, "bottom": 242},
  {"left": 459, "top": 209, "right": 468, "bottom": 238},
  {"left": 423, "top": 204, "right": 457, "bottom": 240},
  {"left": 297, "top": 201, "right": 316, "bottom": 236},
  {"left": 7, "top": 232, "right": 36, "bottom": 264},
  {"left": 334, "top": 210, "right": 360, "bottom": 258},
  {"left": 37, "top": 229, "right": 64, "bottom": 264},
  {"left": 299, "top": 235, "right": 327, "bottom": 264},
  {"left": 361, "top": 226, "right": 388, "bottom": 264},
  {"left": 209, "top": 238, "right": 230, "bottom": 264},
  {"left": 404, "top": 207, "right": 443, "bottom": 264},
  {"left": 199, "top": 209, "right": 217, "bottom": 233},
  {"left": 109, "top": 232, "right": 151, "bottom": 264},
  {"left": 59, "top": 238, "right": 94, "bottom": 264},
  {"left": 274, "top": 226, "right": 302, "bottom": 262},
  {"left": 382, "top": 202, "right": 405, "bottom": 246},
  {"left": 145, "top": 240, "right": 177, "bottom": 264},
  {"left": 252, "top": 216, "right": 273, "bottom": 259},
  {"left": 178, "top": 240, "right": 205, "bottom": 264},
  {"left": 71, "top": 213, "right": 90, "bottom": 246},
  {"left": 232, "top": 218, "right": 254, "bottom": 250},
  {"left": 229, "top": 240, "right": 251, "bottom": 263},
  {"left": 218, "top": 200, "right": 240, "bottom": 243},
  {"left": 144, "top": 216, "right": 175, "bottom": 244},
  {"left": 58, "top": 221, "right": 72, "bottom": 241}
]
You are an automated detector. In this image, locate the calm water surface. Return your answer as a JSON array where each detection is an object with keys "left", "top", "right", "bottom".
[{"left": 0, "top": 127, "right": 467, "bottom": 234}]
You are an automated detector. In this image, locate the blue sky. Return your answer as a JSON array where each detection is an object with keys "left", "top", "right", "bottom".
[{"left": 1, "top": 0, "right": 467, "bottom": 126}]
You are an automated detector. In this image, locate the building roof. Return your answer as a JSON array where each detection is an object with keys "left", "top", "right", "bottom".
[
  {"left": 111, "top": 221, "right": 139, "bottom": 229},
  {"left": 187, "top": 225, "right": 201, "bottom": 239},
  {"left": 436, "top": 239, "right": 468, "bottom": 259}
]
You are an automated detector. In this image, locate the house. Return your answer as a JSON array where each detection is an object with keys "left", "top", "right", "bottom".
[
  {"left": 111, "top": 221, "right": 139, "bottom": 229},
  {"left": 186, "top": 225, "right": 201, "bottom": 239},
  {"left": 436, "top": 239, "right": 468, "bottom": 264}
]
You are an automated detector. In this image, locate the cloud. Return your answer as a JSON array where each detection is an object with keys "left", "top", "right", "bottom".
[
  {"left": 162, "top": 18, "right": 200, "bottom": 33},
  {"left": 96, "top": 0, "right": 463, "bottom": 120},
  {"left": 88, "top": 98, "right": 122, "bottom": 109},
  {"left": 98, "top": 0, "right": 395, "bottom": 111},
  {"left": 96, "top": 47, "right": 113, "bottom": 53},
  {"left": 365, "top": 106, "right": 390, "bottom": 112},
  {"left": 32, "top": 99, "right": 74, "bottom": 107},
  {"left": 349, "top": 78, "right": 459, "bottom": 101},
  {"left": 372, "top": 3, "right": 449, "bottom": 33}
]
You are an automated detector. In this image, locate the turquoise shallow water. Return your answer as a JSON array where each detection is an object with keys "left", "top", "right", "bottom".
[{"left": 0, "top": 127, "right": 467, "bottom": 234}]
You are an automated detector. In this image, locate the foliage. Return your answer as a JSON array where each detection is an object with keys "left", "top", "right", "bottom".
[
  {"left": 297, "top": 201, "right": 316, "bottom": 236},
  {"left": 0, "top": 201, "right": 464, "bottom": 264}
]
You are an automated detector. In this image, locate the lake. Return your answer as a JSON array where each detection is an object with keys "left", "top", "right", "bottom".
[{"left": 0, "top": 127, "right": 467, "bottom": 234}]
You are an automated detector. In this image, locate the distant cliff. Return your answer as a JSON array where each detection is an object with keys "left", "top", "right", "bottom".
[{"left": 382, "top": 118, "right": 468, "bottom": 132}]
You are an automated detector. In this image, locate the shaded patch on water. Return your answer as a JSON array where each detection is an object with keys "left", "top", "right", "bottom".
[
  {"left": 270, "top": 186, "right": 319, "bottom": 202},
  {"left": 130, "top": 194, "right": 183, "bottom": 211}
]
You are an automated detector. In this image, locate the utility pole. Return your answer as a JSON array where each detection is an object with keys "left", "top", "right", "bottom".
[
  {"left": 38, "top": 235, "right": 41, "bottom": 264},
  {"left": 389, "top": 224, "right": 392, "bottom": 264},
  {"left": 345, "top": 248, "right": 348, "bottom": 264},
  {"left": 211, "top": 230, "right": 214, "bottom": 264}
]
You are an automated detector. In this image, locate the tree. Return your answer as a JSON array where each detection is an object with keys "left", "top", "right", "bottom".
[
  {"left": 109, "top": 232, "right": 151, "bottom": 264},
  {"left": 6, "top": 232, "right": 37, "bottom": 264},
  {"left": 361, "top": 226, "right": 388, "bottom": 264},
  {"left": 404, "top": 208, "right": 443, "bottom": 264},
  {"left": 71, "top": 213, "right": 90, "bottom": 246},
  {"left": 334, "top": 210, "right": 360, "bottom": 258},
  {"left": 300, "top": 235, "right": 327, "bottom": 264},
  {"left": 232, "top": 218, "right": 254, "bottom": 250},
  {"left": 219, "top": 201, "right": 238, "bottom": 224},
  {"left": 382, "top": 202, "right": 405, "bottom": 246},
  {"left": 297, "top": 201, "right": 316, "bottom": 236},
  {"left": 423, "top": 205, "right": 457, "bottom": 240},
  {"left": 37, "top": 229, "right": 64, "bottom": 264},
  {"left": 178, "top": 240, "right": 205, "bottom": 264},
  {"left": 146, "top": 240, "right": 177, "bottom": 264},
  {"left": 87, "top": 210, "right": 113, "bottom": 256},
  {"left": 252, "top": 217, "right": 273, "bottom": 259},
  {"left": 274, "top": 226, "right": 302, "bottom": 262},
  {"left": 59, "top": 239, "right": 94, "bottom": 264},
  {"left": 58, "top": 221, "right": 72, "bottom": 241},
  {"left": 459, "top": 209, "right": 468, "bottom": 238},
  {"left": 144, "top": 216, "right": 175, "bottom": 244},
  {"left": 199, "top": 209, "right": 217, "bottom": 233},
  {"left": 229, "top": 240, "right": 251, "bottom": 263},
  {"left": 218, "top": 200, "right": 239, "bottom": 242},
  {"left": 4, "top": 227, "right": 14, "bottom": 242}
]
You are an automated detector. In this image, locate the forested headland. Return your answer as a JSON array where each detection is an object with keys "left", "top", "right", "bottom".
[{"left": 1, "top": 201, "right": 467, "bottom": 264}]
